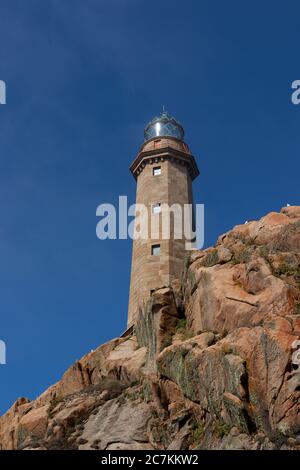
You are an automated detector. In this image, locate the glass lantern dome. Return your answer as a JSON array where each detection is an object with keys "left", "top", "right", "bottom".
[{"left": 144, "top": 110, "right": 184, "bottom": 142}]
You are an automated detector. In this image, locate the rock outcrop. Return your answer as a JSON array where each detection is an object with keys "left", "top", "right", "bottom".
[{"left": 0, "top": 206, "right": 299, "bottom": 450}]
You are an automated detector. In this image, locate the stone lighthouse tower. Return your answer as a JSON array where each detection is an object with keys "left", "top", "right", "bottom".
[{"left": 127, "top": 111, "right": 199, "bottom": 327}]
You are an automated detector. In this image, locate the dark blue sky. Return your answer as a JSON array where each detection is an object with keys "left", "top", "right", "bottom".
[{"left": 0, "top": 0, "right": 299, "bottom": 414}]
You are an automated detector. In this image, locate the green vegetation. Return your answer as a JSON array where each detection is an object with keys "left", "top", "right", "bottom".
[
  {"left": 141, "top": 381, "right": 152, "bottom": 403},
  {"left": 231, "top": 232, "right": 247, "bottom": 242},
  {"left": 84, "top": 378, "right": 127, "bottom": 397},
  {"left": 175, "top": 318, "right": 194, "bottom": 340},
  {"left": 191, "top": 420, "right": 205, "bottom": 445},
  {"left": 258, "top": 245, "right": 270, "bottom": 260},
  {"left": 269, "top": 430, "right": 287, "bottom": 449},
  {"left": 293, "top": 300, "right": 300, "bottom": 315},
  {"left": 188, "top": 269, "right": 198, "bottom": 295},
  {"left": 272, "top": 262, "right": 300, "bottom": 294},
  {"left": 273, "top": 262, "right": 300, "bottom": 278},
  {"left": 231, "top": 249, "right": 251, "bottom": 265},
  {"left": 201, "top": 249, "right": 219, "bottom": 267},
  {"left": 125, "top": 390, "right": 139, "bottom": 402},
  {"left": 176, "top": 318, "right": 187, "bottom": 331},
  {"left": 16, "top": 425, "right": 29, "bottom": 447},
  {"left": 124, "top": 381, "right": 152, "bottom": 403},
  {"left": 47, "top": 395, "right": 63, "bottom": 418},
  {"left": 183, "top": 253, "right": 191, "bottom": 271},
  {"left": 151, "top": 424, "right": 170, "bottom": 448},
  {"left": 214, "top": 419, "right": 231, "bottom": 438}
]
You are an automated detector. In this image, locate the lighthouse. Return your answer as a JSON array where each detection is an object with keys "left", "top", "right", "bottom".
[{"left": 128, "top": 111, "right": 199, "bottom": 327}]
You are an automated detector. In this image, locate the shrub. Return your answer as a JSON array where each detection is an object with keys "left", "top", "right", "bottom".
[
  {"left": 231, "top": 249, "right": 251, "bottom": 265},
  {"left": 175, "top": 318, "right": 194, "bottom": 340},
  {"left": 293, "top": 300, "right": 300, "bottom": 315},
  {"left": 47, "top": 395, "right": 64, "bottom": 418},
  {"left": 269, "top": 431, "right": 287, "bottom": 449},
  {"left": 183, "top": 253, "right": 191, "bottom": 271},
  {"left": 176, "top": 318, "right": 187, "bottom": 331},
  {"left": 17, "top": 425, "right": 29, "bottom": 447},
  {"left": 273, "top": 263, "right": 300, "bottom": 278},
  {"left": 214, "top": 419, "right": 230, "bottom": 438},
  {"left": 188, "top": 270, "right": 198, "bottom": 295},
  {"left": 191, "top": 420, "right": 205, "bottom": 444},
  {"left": 201, "top": 249, "right": 219, "bottom": 268},
  {"left": 258, "top": 246, "right": 270, "bottom": 260}
]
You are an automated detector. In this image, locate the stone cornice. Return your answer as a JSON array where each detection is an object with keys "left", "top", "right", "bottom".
[{"left": 130, "top": 146, "right": 200, "bottom": 181}]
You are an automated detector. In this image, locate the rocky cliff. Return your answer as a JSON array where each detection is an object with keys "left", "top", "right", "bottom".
[{"left": 1, "top": 206, "right": 300, "bottom": 450}]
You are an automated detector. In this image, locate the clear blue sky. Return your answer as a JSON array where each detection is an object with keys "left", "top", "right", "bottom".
[{"left": 0, "top": 0, "right": 299, "bottom": 414}]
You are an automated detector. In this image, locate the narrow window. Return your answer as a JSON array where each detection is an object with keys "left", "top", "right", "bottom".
[
  {"left": 152, "top": 203, "right": 161, "bottom": 214},
  {"left": 151, "top": 244, "right": 160, "bottom": 256},
  {"left": 153, "top": 166, "right": 161, "bottom": 176}
]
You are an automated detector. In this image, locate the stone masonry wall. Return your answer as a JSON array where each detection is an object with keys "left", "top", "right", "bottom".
[{"left": 127, "top": 138, "right": 195, "bottom": 327}]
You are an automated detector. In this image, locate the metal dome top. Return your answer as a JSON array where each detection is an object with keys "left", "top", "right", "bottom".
[{"left": 144, "top": 108, "right": 184, "bottom": 142}]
